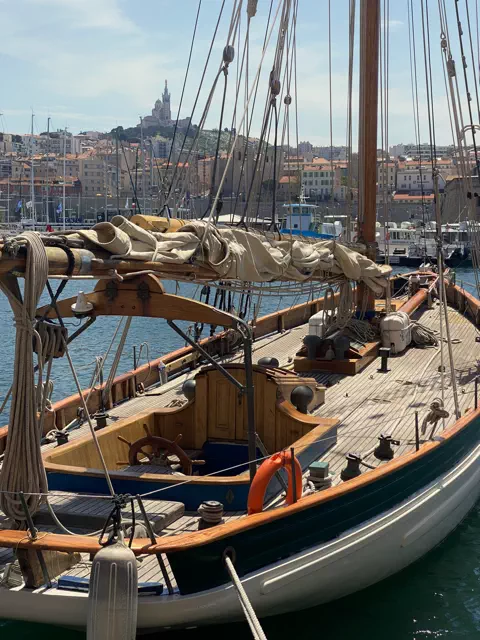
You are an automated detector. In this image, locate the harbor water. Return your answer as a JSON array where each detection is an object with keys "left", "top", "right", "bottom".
[{"left": 1, "top": 268, "right": 480, "bottom": 639}]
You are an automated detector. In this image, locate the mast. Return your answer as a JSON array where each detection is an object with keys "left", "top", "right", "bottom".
[
  {"left": 115, "top": 130, "right": 120, "bottom": 214},
  {"left": 45, "top": 116, "right": 50, "bottom": 224},
  {"left": 141, "top": 117, "right": 146, "bottom": 214},
  {"left": 6, "top": 175, "right": 10, "bottom": 224},
  {"left": 149, "top": 140, "right": 154, "bottom": 214},
  {"left": 30, "top": 112, "right": 36, "bottom": 228},
  {"left": 104, "top": 155, "right": 108, "bottom": 218},
  {"left": 357, "top": 0, "right": 380, "bottom": 312},
  {"left": 62, "top": 127, "right": 67, "bottom": 231}
]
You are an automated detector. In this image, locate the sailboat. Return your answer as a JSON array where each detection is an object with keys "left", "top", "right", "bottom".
[{"left": 0, "top": 1, "right": 479, "bottom": 636}]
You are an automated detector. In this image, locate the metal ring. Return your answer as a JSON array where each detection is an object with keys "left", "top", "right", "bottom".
[{"left": 222, "top": 546, "right": 236, "bottom": 565}]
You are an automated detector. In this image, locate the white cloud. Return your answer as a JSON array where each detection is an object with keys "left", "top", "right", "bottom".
[
  {"left": 388, "top": 19, "right": 404, "bottom": 30},
  {"left": 37, "top": 51, "right": 178, "bottom": 105},
  {"left": 0, "top": 0, "right": 178, "bottom": 127},
  {"left": 27, "top": 0, "right": 139, "bottom": 34},
  {"left": 2, "top": 107, "right": 130, "bottom": 124}
]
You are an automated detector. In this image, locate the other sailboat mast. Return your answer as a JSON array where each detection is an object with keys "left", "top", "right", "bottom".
[
  {"left": 141, "top": 116, "right": 146, "bottom": 214},
  {"left": 62, "top": 127, "right": 67, "bottom": 231},
  {"left": 45, "top": 116, "right": 50, "bottom": 225},
  {"left": 30, "top": 111, "right": 35, "bottom": 228}
]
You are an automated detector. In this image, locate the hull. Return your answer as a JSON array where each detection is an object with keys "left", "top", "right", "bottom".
[
  {"left": 2, "top": 433, "right": 479, "bottom": 631},
  {"left": 378, "top": 254, "right": 472, "bottom": 268}
]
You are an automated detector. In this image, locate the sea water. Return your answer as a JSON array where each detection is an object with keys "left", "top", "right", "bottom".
[{"left": 1, "top": 268, "right": 480, "bottom": 639}]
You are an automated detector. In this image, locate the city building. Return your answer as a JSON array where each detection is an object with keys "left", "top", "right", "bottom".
[
  {"left": 21, "top": 132, "right": 81, "bottom": 156},
  {"left": 142, "top": 81, "right": 172, "bottom": 127},
  {"left": 389, "top": 142, "right": 454, "bottom": 160},
  {"left": 377, "top": 161, "right": 396, "bottom": 193},
  {"left": 311, "top": 146, "right": 348, "bottom": 161},
  {"left": 196, "top": 138, "right": 278, "bottom": 199},
  {"left": 298, "top": 141, "right": 313, "bottom": 155},
  {"left": 0, "top": 157, "right": 11, "bottom": 178},
  {"left": 396, "top": 165, "right": 434, "bottom": 193},
  {"left": 151, "top": 136, "right": 172, "bottom": 159},
  {"left": 140, "top": 81, "right": 191, "bottom": 130},
  {"left": 277, "top": 175, "right": 300, "bottom": 201}
]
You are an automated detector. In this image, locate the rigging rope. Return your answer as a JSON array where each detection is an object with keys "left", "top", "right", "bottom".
[
  {"left": 203, "top": 0, "right": 285, "bottom": 233},
  {"left": 102, "top": 317, "right": 132, "bottom": 407},
  {"left": 164, "top": 0, "right": 202, "bottom": 178},
  {"left": 224, "top": 554, "right": 267, "bottom": 640},
  {"left": 328, "top": 0, "right": 334, "bottom": 201},
  {"left": 0, "top": 232, "right": 49, "bottom": 525},
  {"left": 164, "top": 0, "right": 226, "bottom": 206},
  {"left": 407, "top": 0, "right": 429, "bottom": 253},
  {"left": 438, "top": 0, "right": 480, "bottom": 297}
]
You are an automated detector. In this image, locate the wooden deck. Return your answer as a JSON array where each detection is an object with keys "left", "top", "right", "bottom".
[
  {"left": 1, "top": 298, "right": 478, "bottom": 591},
  {"left": 314, "top": 302, "right": 479, "bottom": 480},
  {"left": 35, "top": 492, "right": 186, "bottom": 534},
  {"left": 33, "top": 510, "right": 245, "bottom": 592}
]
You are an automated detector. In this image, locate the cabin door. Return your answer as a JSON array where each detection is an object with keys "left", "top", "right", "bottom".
[{"left": 207, "top": 370, "right": 237, "bottom": 440}]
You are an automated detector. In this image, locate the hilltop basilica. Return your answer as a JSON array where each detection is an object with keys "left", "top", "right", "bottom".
[{"left": 141, "top": 80, "right": 190, "bottom": 129}]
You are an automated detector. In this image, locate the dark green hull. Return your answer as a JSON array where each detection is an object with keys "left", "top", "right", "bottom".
[{"left": 167, "top": 413, "right": 480, "bottom": 595}]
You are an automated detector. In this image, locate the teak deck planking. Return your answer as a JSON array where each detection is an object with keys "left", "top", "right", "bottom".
[{"left": 0, "top": 286, "right": 479, "bottom": 591}]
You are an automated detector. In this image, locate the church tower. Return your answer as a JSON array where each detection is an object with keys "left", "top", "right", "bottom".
[{"left": 162, "top": 80, "right": 171, "bottom": 122}]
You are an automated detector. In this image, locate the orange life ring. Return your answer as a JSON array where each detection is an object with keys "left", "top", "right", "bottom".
[{"left": 247, "top": 450, "right": 303, "bottom": 515}]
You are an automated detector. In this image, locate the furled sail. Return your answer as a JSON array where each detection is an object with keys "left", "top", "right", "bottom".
[{"left": 70, "top": 216, "right": 391, "bottom": 294}]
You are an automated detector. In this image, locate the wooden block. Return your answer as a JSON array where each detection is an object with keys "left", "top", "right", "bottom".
[
  {"left": 309, "top": 461, "right": 329, "bottom": 478},
  {"left": 17, "top": 548, "right": 81, "bottom": 588},
  {"left": 294, "top": 341, "right": 379, "bottom": 376},
  {"left": 294, "top": 356, "right": 358, "bottom": 375}
]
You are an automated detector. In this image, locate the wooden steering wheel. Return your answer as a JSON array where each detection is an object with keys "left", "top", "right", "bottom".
[{"left": 126, "top": 433, "right": 204, "bottom": 475}]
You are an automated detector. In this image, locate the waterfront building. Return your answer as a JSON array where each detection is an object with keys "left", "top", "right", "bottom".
[{"left": 389, "top": 142, "right": 454, "bottom": 160}]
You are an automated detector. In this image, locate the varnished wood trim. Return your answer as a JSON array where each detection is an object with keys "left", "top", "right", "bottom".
[
  {"left": 0, "top": 289, "right": 338, "bottom": 443},
  {"left": 448, "top": 282, "right": 480, "bottom": 320},
  {"left": 3, "top": 364, "right": 477, "bottom": 556},
  {"left": 37, "top": 274, "right": 237, "bottom": 327},
  {"left": 276, "top": 399, "right": 337, "bottom": 427},
  {"left": 1, "top": 406, "right": 477, "bottom": 557},
  {"left": 398, "top": 288, "right": 428, "bottom": 316}
]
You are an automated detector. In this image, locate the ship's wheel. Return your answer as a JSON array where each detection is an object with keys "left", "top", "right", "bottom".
[{"left": 119, "top": 432, "right": 204, "bottom": 475}]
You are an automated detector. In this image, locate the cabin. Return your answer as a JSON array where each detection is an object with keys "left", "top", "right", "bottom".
[{"left": 43, "top": 363, "right": 338, "bottom": 510}]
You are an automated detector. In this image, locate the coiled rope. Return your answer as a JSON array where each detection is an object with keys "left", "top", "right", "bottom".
[
  {"left": 411, "top": 321, "right": 439, "bottom": 347},
  {"left": 0, "top": 232, "right": 49, "bottom": 525}
]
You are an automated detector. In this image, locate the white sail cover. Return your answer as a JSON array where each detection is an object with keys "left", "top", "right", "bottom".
[{"left": 75, "top": 216, "right": 391, "bottom": 294}]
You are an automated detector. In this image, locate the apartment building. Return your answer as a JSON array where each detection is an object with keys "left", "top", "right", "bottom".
[
  {"left": 389, "top": 142, "right": 454, "bottom": 160},
  {"left": 377, "top": 161, "right": 396, "bottom": 192},
  {"left": 396, "top": 166, "right": 434, "bottom": 193}
]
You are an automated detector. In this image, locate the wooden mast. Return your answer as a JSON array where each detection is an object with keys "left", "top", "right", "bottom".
[{"left": 357, "top": 0, "right": 380, "bottom": 312}]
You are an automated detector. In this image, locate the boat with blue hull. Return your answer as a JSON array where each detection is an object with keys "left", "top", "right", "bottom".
[{"left": 279, "top": 202, "right": 344, "bottom": 240}]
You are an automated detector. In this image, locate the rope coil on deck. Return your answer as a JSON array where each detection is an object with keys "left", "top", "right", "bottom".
[{"left": 411, "top": 321, "right": 439, "bottom": 347}]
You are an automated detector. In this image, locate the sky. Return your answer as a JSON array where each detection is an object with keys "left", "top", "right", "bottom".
[{"left": 0, "top": 0, "right": 476, "bottom": 147}]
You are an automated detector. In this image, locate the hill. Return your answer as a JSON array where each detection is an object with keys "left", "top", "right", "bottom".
[{"left": 108, "top": 124, "right": 236, "bottom": 157}]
